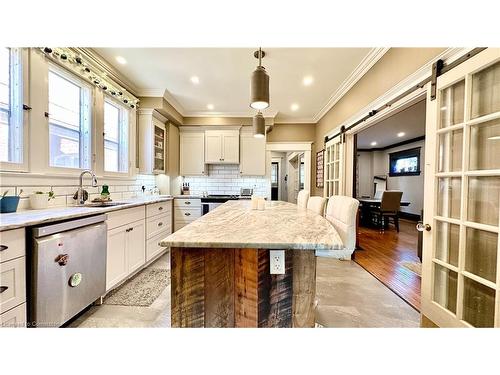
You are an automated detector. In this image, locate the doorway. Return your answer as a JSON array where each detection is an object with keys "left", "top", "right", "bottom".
[
  {"left": 266, "top": 142, "right": 312, "bottom": 202},
  {"left": 353, "top": 99, "right": 427, "bottom": 311}
]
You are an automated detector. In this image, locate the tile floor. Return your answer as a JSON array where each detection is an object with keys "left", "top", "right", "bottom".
[{"left": 70, "top": 252, "right": 420, "bottom": 328}]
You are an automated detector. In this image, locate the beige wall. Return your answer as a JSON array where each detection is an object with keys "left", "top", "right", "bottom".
[
  {"left": 139, "top": 97, "right": 183, "bottom": 125},
  {"left": 267, "top": 123, "right": 316, "bottom": 143},
  {"left": 313, "top": 47, "right": 446, "bottom": 195}
]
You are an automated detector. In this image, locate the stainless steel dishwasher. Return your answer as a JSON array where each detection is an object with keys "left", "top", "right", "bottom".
[{"left": 28, "top": 214, "right": 107, "bottom": 327}]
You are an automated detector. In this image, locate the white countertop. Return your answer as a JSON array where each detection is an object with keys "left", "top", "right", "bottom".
[
  {"left": 160, "top": 200, "right": 344, "bottom": 252},
  {"left": 0, "top": 195, "right": 173, "bottom": 231}
]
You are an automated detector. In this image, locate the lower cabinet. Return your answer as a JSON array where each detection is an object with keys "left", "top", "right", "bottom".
[
  {"left": 106, "top": 219, "right": 146, "bottom": 291},
  {"left": 0, "top": 303, "right": 26, "bottom": 328}
]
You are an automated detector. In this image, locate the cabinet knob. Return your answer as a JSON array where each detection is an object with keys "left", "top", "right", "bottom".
[
  {"left": 185, "top": 212, "right": 191, "bottom": 216},
  {"left": 185, "top": 201, "right": 191, "bottom": 205},
  {"left": 158, "top": 206, "right": 163, "bottom": 211},
  {"left": 158, "top": 222, "right": 163, "bottom": 227}
]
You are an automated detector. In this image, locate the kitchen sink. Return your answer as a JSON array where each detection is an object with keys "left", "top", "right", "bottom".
[{"left": 85, "top": 202, "right": 128, "bottom": 208}]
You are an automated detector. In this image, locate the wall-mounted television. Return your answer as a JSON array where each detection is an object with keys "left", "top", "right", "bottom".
[{"left": 389, "top": 147, "right": 421, "bottom": 177}]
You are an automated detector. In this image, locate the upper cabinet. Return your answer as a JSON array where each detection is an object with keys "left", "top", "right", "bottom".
[
  {"left": 138, "top": 109, "right": 168, "bottom": 174},
  {"left": 204, "top": 130, "right": 240, "bottom": 164},
  {"left": 240, "top": 130, "right": 266, "bottom": 176},
  {"left": 180, "top": 131, "right": 206, "bottom": 176}
]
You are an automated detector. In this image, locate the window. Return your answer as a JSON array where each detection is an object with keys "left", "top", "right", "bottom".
[
  {"left": 48, "top": 67, "right": 91, "bottom": 169},
  {"left": 104, "top": 99, "right": 129, "bottom": 173},
  {"left": 271, "top": 162, "right": 278, "bottom": 187},
  {"left": 0, "top": 47, "right": 23, "bottom": 165},
  {"left": 389, "top": 147, "right": 421, "bottom": 177}
]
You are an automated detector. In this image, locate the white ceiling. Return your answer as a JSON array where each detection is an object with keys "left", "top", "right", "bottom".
[
  {"left": 357, "top": 100, "right": 426, "bottom": 149},
  {"left": 94, "top": 48, "right": 381, "bottom": 122}
]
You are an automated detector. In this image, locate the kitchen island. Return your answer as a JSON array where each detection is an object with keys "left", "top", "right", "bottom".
[{"left": 160, "top": 200, "right": 345, "bottom": 328}]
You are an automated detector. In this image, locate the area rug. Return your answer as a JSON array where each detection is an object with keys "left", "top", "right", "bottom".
[
  {"left": 104, "top": 268, "right": 170, "bottom": 307},
  {"left": 400, "top": 261, "right": 422, "bottom": 277}
]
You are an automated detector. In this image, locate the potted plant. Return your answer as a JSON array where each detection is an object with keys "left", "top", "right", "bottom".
[
  {"left": 30, "top": 187, "right": 55, "bottom": 210},
  {"left": 0, "top": 189, "right": 22, "bottom": 213}
]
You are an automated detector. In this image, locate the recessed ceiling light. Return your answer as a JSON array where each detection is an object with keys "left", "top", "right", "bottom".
[
  {"left": 303, "top": 76, "right": 314, "bottom": 86},
  {"left": 207, "top": 104, "right": 214, "bottom": 110},
  {"left": 397, "top": 132, "right": 406, "bottom": 137},
  {"left": 291, "top": 103, "right": 299, "bottom": 111},
  {"left": 370, "top": 141, "right": 377, "bottom": 146},
  {"left": 115, "top": 56, "right": 127, "bottom": 65},
  {"left": 190, "top": 76, "right": 200, "bottom": 84}
]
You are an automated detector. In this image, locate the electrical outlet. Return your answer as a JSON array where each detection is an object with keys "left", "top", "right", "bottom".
[{"left": 270, "top": 250, "right": 285, "bottom": 274}]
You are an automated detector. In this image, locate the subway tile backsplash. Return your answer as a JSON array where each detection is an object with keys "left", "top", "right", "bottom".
[
  {"left": 183, "top": 164, "right": 270, "bottom": 196},
  {"left": 0, "top": 174, "right": 157, "bottom": 211}
]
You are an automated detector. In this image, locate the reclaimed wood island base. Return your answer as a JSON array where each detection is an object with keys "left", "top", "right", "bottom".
[
  {"left": 161, "top": 201, "right": 345, "bottom": 328},
  {"left": 171, "top": 247, "right": 316, "bottom": 328}
]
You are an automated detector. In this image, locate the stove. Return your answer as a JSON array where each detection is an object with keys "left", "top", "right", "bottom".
[{"left": 201, "top": 194, "right": 240, "bottom": 203}]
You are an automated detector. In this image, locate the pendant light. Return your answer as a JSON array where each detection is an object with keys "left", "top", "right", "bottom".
[
  {"left": 250, "top": 48, "right": 269, "bottom": 110},
  {"left": 253, "top": 111, "right": 265, "bottom": 138}
]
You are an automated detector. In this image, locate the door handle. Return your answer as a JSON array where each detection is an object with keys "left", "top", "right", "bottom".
[
  {"left": 0, "top": 286, "right": 8, "bottom": 294},
  {"left": 0, "top": 245, "right": 8, "bottom": 252},
  {"left": 416, "top": 222, "right": 431, "bottom": 232}
]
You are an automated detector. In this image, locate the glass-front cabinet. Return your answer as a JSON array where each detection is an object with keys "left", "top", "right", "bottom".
[{"left": 138, "top": 109, "right": 168, "bottom": 175}]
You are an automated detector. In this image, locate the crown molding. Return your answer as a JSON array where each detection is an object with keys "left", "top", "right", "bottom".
[
  {"left": 324, "top": 47, "right": 473, "bottom": 140},
  {"left": 273, "top": 117, "right": 317, "bottom": 124},
  {"left": 184, "top": 110, "right": 278, "bottom": 118},
  {"left": 312, "top": 47, "right": 390, "bottom": 123},
  {"left": 162, "top": 89, "right": 186, "bottom": 115},
  {"left": 137, "top": 88, "right": 165, "bottom": 97},
  {"left": 82, "top": 48, "right": 139, "bottom": 95}
]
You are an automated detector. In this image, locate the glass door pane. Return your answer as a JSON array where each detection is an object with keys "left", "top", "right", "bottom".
[
  {"left": 433, "top": 264, "right": 458, "bottom": 314},
  {"left": 462, "top": 277, "right": 496, "bottom": 327},
  {"left": 469, "top": 118, "right": 500, "bottom": 170},
  {"left": 471, "top": 61, "right": 500, "bottom": 119},
  {"left": 440, "top": 80, "right": 465, "bottom": 128}
]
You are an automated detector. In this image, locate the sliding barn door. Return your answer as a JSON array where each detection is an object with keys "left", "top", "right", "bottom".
[
  {"left": 421, "top": 48, "right": 500, "bottom": 327},
  {"left": 324, "top": 136, "right": 344, "bottom": 197}
]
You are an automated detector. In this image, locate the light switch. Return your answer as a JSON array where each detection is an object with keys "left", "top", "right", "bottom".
[{"left": 270, "top": 250, "right": 285, "bottom": 274}]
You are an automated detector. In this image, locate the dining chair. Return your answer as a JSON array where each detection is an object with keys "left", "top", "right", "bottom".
[
  {"left": 306, "top": 196, "right": 327, "bottom": 216},
  {"left": 296, "top": 189, "right": 310, "bottom": 209},
  {"left": 370, "top": 190, "right": 403, "bottom": 232},
  {"left": 316, "top": 195, "right": 359, "bottom": 259}
]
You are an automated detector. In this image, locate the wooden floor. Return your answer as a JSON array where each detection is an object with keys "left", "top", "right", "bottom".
[{"left": 354, "top": 219, "right": 422, "bottom": 311}]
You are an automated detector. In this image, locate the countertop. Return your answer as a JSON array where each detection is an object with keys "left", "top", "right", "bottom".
[
  {"left": 0, "top": 195, "right": 173, "bottom": 231},
  {"left": 160, "top": 200, "right": 344, "bottom": 252}
]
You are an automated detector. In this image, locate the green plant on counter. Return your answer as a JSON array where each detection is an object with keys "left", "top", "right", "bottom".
[{"left": 33, "top": 187, "right": 55, "bottom": 201}]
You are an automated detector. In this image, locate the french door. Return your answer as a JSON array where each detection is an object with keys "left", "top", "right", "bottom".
[
  {"left": 324, "top": 136, "right": 344, "bottom": 197},
  {"left": 421, "top": 48, "right": 500, "bottom": 327}
]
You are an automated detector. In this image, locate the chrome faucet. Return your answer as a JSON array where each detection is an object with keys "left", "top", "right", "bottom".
[{"left": 76, "top": 169, "right": 98, "bottom": 205}]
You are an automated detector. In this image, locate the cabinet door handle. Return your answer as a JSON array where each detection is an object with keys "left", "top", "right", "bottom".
[
  {"left": 158, "top": 206, "right": 163, "bottom": 211},
  {"left": 0, "top": 245, "right": 8, "bottom": 252},
  {"left": 0, "top": 286, "right": 9, "bottom": 294},
  {"left": 185, "top": 212, "right": 191, "bottom": 216},
  {"left": 185, "top": 201, "right": 191, "bottom": 205},
  {"left": 158, "top": 222, "right": 163, "bottom": 227},
  {"left": 129, "top": 227, "right": 134, "bottom": 232}
]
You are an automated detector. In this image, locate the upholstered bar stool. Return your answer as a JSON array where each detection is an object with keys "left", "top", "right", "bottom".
[
  {"left": 316, "top": 195, "right": 359, "bottom": 260},
  {"left": 296, "top": 190, "right": 310, "bottom": 209},
  {"left": 306, "top": 196, "right": 327, "bottom": 216}
]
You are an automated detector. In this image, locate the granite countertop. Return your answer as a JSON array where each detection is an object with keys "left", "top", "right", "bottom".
[
  {"left": 0, "top": 195, "right": 173, "bottom": 231},
  {"left": 160, "top": 200, "right": 344, "bottom": 251}
]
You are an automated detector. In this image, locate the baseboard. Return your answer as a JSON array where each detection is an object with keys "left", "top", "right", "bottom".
[{"left": 399, "top": 211, "right": 420, "bottom": 221}]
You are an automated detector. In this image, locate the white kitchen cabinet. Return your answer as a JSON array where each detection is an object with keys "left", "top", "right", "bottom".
[
  {"left": 240, "top": 131, "right": 266, "bottom": 175},
  {"left": 106, "top": 226, "right": 128, "bottom": 291},
  {"left": 180, "top": 131, "right": 206, "bottom": 176},
  {"left": 106, "top": 219, "right": 146, "bottom": 291},
  {"left": 138, "top": 109, "right": 168, "bottom": 174},
  {"left": 126, "top": 220, "right": 146, "bottom": 274},
  {"left": 174, "top": 198, "right": 201, "bottom": 232},
  {"left": 204, "top": 130, "right": 239, "bottom": 164}
]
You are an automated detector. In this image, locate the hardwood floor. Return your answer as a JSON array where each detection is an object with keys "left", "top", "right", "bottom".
[{"left": 354, "top": 219, "right": 421, "bottom": 311}]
